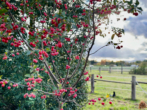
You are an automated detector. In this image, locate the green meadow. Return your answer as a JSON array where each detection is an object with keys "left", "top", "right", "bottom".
[{"left": 84, "top": 70, "right": 147, "bottom": 110}]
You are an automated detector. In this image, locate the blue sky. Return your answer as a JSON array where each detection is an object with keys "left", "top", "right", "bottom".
[{"left": 89, "top": 0, "right": 147, "bottom": 62}]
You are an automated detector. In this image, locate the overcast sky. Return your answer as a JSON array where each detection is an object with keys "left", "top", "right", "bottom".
[{"left": 89, "top": 0, "right": 147, "bottom": 62}]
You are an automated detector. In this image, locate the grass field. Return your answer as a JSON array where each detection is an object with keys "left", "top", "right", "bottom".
[{"left": 83, "top": 70, "right": 147, "bottom": 110}]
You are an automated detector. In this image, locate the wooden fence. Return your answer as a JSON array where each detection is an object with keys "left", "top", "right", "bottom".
[
  {"left": 89, "top": 66, "right": 137, "bottom": 74},
  {"left": 90, "top": 74, "right": 147, "bottom": 100}
]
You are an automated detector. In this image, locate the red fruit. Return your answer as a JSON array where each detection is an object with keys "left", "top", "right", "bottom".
[
  {"left": 7, "top": 86, "right": 11, "bottom": 89},
  {"left": 58, "top": 42, "right": 63, "bottom": 48},
  {"left": 41, "top": 96, "right": 44, "bottom": 99},
  {"left": 75, "top": 56, "right": 80, "bottom": 60},
  {"left": 75, "top": 89, "right": 78, "bottom": 92},
  {"left": 98, "top": 98, "right": 101, "bottom": 101},
  {"left": 12, "top": 54, "right": 15, "bottom": 57},
  {"left": 100, "top": 76, "right": 102, "bottom": 79},
  {"left": 101, "top": 102, "right": 105, "bottom": 105},
  {"left": 60, "top": 89, "right": 64, "bottom": 93},
  {"left": 27, "top": 82, "right": 30, "bottom": 85},
  {"left": 31, "top": 93, "right": 36, "bottom": 98},
  {"left": 13, "top": 84, "right": 16, "bottom": 87},
  {"left": 28, "top": 94, "right": 31, "bottom": 97},
  {"left": 33, "top": 59, "right": 38, "bottom": 63},
  {"left": 84, "top": 72, "right": 88, "bottom": 75},
  {"left": 4, "top": 81, "right": 8, "bottom": 84},
  {"left": 97, "top": 75, "right": 99, "bottom": 77},
  {"left": 32, "top": 81, "right": 35, "bottom": 84},
  {"left": 43, "top": 95, "right": 46, "bottom": 99},
  {"left": 92, "top": 102, "right": 94, "bottom": 105},
  {"left": 1, "top": 84, "right": 5, "bottom": 87},
  {"left": 109, "top": 101, "right": 112, "bottom": 104},
  {"left": 88, "top": 103, "right": 91, "bottom": 105},
  {"left": 66, "top": 82, "right": 69, "bottom": 84},
  {"left": 3, "top": 56, "right": 7, "bottom": 60},
  {"left": 16, "top": 52, "right": 19, "bottom": 55},
  {"left": 133, "top": 12, "right": 138, "bottom": 16},
  {"left": 85, "top": 77, "right": 89, "bottom": 81},
  {"left": 28, "top": 78, "right": 32, "bottom": 81},
  {"left": 27, "top": 88, "right": 31, "bottom": 91},
  {"left": 24, "top": 94, "right": 27, "bottom": 98},
  {"left": 66, "top": 65, "right": 70, "bottom": 69},
  {"left": 73, "top": 94, "right": 77, "bottom": 98},
  {"left": 31, "top": 84, "right": 35, "bottom": 87}
]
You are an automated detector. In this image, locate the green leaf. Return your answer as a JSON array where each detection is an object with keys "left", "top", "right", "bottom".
[
  {"left": 66, "top": 24, "right": 71, "bottom": 32},
  {"left": 34, "top": 49, "right": 39, "bottom": 54},
  {"left": 111, "top": 34, "right": 115, "bottom": 40},
  {"left": 25, "top": 74, "right": 30, "bottom": 77},
  {"left": 0, "top": 9, "right": 8, "bottom": 15},
  {"left": 45, "top": 47, "right": 50, "bottom": 52},
  {"left": 135, "top": 0, "right": 139, "bottom": 6},
  {"left": 113, "top": 43, "right": 118, "bottom": 45},
  {"left": 61, "top": 11, "right": 66, "bottom": 17},
  {"left": 137, "top": 7, "right": 143, "bottom": 11},
  {"left": 113, "top": 0, "right": 117, "bottom": 5}
]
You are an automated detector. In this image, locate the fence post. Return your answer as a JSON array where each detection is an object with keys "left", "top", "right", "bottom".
[
  {"left": 131, "top": 76, "right": 136, "bottom": 100},
  {"left": 90, "top": 66, "right": 91, "bottom": 72},
  {"left": 99, "top": 67, "right": 101, "bottom": 73},
  {"left": 121, "top": 64, "right": 123, "bottom": 74},
  {"left": 109, "top": 66, "right": 111, "bottom": 73},
  {"left": 91, "top": 74, "right": 94, "bottom": 93}
]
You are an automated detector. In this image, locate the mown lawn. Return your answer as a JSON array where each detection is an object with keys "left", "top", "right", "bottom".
[{"left": 83, "top": 70, "right": 147, "bottom": 110}]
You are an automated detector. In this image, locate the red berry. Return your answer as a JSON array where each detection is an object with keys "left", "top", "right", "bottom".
[
  {"left": 7, "top": 86, "right": 11, "bottom": 89},
  {"left": 75, "top": 89, "right": 78, "bottom": 92},
  {"left": 98, "top": 98, "right": 101, "bottom": 101},
  {"left": 13, "top": 84, "right": 16, "bottom": 87},
  {"left": 1, "top": 84, "right": 5, "bottom": 87},
  {"left": 58, "top": 42, "right": 63, "bottom": 48},
  {"left": 27, "top": 88, "right": 31, "bottom": 91},
  {"left": 25, "top": 79, "right": 28, "bottom": 82},
  {"left": 12, "top": 54, "right": 15, "bottom": 57},
  {"left": 100, "top": 76, "right": 102, "bottom": 79},
  {"left": 16, "top": 52, "right": 19, "bottom": 55},
  {"left": 101, "top": 102, "right": 105, "bottom": 105},
  {"left": 109, "top": 101, "right": 112, "bottom": 104}
]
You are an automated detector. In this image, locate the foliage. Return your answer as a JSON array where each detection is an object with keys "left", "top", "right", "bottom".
[
  {"left": 129, "top": 62, "right": 147, "bottom": 75},
  {"left": 0, "top": 0, "right": 143, "bottom": 110}
]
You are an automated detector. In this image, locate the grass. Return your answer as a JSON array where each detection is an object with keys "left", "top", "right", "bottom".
[{"left": 83, "top": 70, "right": 147, "bottom": 110}]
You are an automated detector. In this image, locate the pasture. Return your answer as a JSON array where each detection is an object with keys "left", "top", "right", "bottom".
[{"left": 84, "top": 69, "right": 147, "bottom": 110}]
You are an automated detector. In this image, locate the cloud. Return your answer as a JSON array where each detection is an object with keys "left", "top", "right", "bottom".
[
  {"left": 124, "top": 11, "right": 147, "bottom": 38},
  {"left": 90, "top": 42, "right": 147, "bottom": 61},
  {"left": 89, "top": 0, "right": 147, "bottom": 62},
  {"left": 139, "top": 0, "right": 147, "bottom": 8},
  {"left": 124, "top": 0, "right": 147, "bottom": 38}
]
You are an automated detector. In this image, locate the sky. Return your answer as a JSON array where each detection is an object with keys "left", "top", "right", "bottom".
[{"left": 89, "top": 0, "right": 147, "bottom": 62}]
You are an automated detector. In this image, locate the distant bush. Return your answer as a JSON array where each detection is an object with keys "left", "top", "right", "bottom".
[{"left": 129, "top": 62, "right": 147, "bottom": 75}]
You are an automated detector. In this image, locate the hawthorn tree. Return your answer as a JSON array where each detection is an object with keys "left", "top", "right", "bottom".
[{"left": 0, "top": 0, "right": 142, "bottom": 110}]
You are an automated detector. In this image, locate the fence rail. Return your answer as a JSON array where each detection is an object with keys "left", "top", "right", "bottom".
[
  {"left": 87, "top": 66, "right": 138, "bottom": 74},
  {"left": 94, "top": 79, "right": 131, "bottom": 84},
  {"left": 90, "top": 74, "right": 147, "bottom": 100}
]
